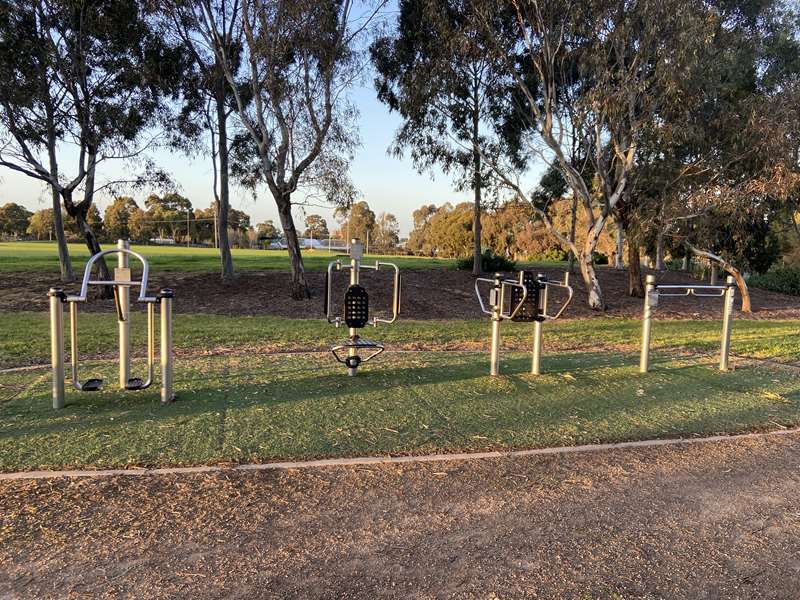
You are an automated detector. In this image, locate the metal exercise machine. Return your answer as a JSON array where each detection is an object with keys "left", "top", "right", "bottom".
[
  {"left": 324, "top": 238, "right": 401, "bottom": 376},
  {"left": 48, "top": 240, "right": 175, "bottom": 409},
  {"left": 640, "top": 274, "right": 736, "bottom": 373},
  {"left": 475, "top": 271, "right": 573, "bottom": 376}
]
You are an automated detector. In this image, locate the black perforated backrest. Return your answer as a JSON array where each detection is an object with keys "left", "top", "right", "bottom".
[
  {"left": 511, "top": 271, "right": 543, "bottom": 322},
  {"left": 344, "top": 284, "right": 369, "bottom": 328}
]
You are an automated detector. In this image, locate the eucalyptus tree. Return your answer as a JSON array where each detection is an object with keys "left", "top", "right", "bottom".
[
  {"left": 371, "top": 0, "right": 523, "bottom": 275},
  {"left": 166, "top": 0, "right": 243, "bottom": 281},
  {"left": 477, "top": 0, "right": 711, "bottom": 310},
  {"left": 214, "top": 0, "right": 380, "bottom": 299},
  {"left": 0, "top": 0, "right": 184, "bottom": 284},
  {"left": 0, "top": 0, "right": 73, "bottom": 279}
]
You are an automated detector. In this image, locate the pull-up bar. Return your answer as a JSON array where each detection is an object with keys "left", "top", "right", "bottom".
[{"left": 639, "top": 274, "right": 736, "bottom": 373}]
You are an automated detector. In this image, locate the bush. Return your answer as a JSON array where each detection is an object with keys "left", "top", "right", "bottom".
[
  {"left": 457, "top": 249, "right": 516, "bottom": 272},
  {"left": 593, "top": 251, "right": 609, "bottom": 265},
  {"left": 529, "top": 247, "right": 569, "bottom": 262},
  {"left": 748, "top": 264, "right": 800, "bottom": 296}
]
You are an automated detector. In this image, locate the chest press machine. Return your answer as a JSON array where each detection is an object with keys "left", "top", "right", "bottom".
[
  {"left": 475, "top": 271, "right": 573, "bottom": 376},
  {"left": 47, "top": 240, "right": 175, "bottom": 409},
  {"left": 324, "top": 239, "right": 401, "bottom": 376}
]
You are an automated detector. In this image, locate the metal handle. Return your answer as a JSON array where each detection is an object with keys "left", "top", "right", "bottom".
[
  {"left": 67, "top": 246, "right": 155, "bottom": 303},
  {"left": 474, "top": 277, "right": 498, "bottom": 315},
  {"left": 541, "top": 274, "right": 574, "bottom": 320},
  {"left": 325, "top": 260, "right": 342, "bottom": 326},
  {"left": 373, "top": 261, "right": 400, "bottom": 325},
  {"left": 500, "top": 280, "right": 528, "bottom": 319}
]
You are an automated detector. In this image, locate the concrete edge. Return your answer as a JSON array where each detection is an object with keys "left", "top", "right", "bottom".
[{"left": 2, "top": 426, "right": 799, "bottom": 482}]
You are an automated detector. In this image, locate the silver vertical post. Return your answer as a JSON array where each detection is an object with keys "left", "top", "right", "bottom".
[
  {"left": 117, "top": 239, "right": 131, "bottom": 389},
  {"left": 640, "top": 275, "right": 656, "bottom": 373},
  {"left": 160, "top": 289, "right": 174, "bottom": 403},
  {"left": 348, "top": 238, "right": 361, "bottom": 376},
  {"left": 710, "top": 263, "right": 718, "bottom": 285},
  {"left": 49, "top": 289, "right": 65, "bottom": 409},
  {"left": 531, "top": 274, "right": 547, "bottom": 375},
  {"left": 719, "top": 275, "right": 735, "bottom": 371},
  {"left": 490, "top": 274, "right": 502, "bottom": 376}
]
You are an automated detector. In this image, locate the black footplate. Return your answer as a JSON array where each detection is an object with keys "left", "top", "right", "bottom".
[
  {"left": 344, "top": 284, "right": 369, "bottom": 328},
  {"left": 125, "top": 378, "right": 144, "bottom": 391},
  {"left": 81, "top": 378, "right": 103, "bottom": 392}
]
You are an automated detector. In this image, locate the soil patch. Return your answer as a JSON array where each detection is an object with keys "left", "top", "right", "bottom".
[
  {"left": 2, "top": 266, "right": 798, "bottom": 320},
  {"left": 2, "top": 433, "right": 800, "bottom": 598}
]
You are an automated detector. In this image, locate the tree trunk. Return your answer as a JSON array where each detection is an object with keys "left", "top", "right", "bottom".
[
  {"left": 567, "top": 192, "right": 578, "bottom": 273},
  {"left": 686, "top": 244, "right": 751, "bottom": 313},
  {"left": 614, "top": 219, "right": 625, "bottom": 269},
  {"left": 655, "top": 232, "right": 665, "bottom": 271},
  {"left": 628, "top": 242, "right": 644, "bottom": 297},
  {"left": 276, "top": 195, "right": 310, "bottom": 299},
  {"left": 580, "top": 224, "right": 605, "bottom": 310},
  {"left": 471, "top": 106, "right": 482, "bottom": 276},
  {"left": 215, "top": 81, "right": 234, "bottom": 282},
  {"left": 46, "top": 108, "right": 74, "bottom": 282}
]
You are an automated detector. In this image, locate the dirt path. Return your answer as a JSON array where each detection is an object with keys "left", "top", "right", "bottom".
[
  {"left": 2, "top": 434, "right": 800, "bottom": 599},
  {"left": 2, "top": 267, "right": 799, "bottom": 320}
]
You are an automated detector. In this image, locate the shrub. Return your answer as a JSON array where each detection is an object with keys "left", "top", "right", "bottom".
[
  {"left": 748, "top": 264, "right": 800, "bottom": 296},
  {"left": 457, "top": 249, "right": 516, "bottom": 272},
  {"left": 529, "top": 247, "right": 569, "bottom": 262},
  {"left": 593, "top": 251, "right": 609, "bottom": 265}
]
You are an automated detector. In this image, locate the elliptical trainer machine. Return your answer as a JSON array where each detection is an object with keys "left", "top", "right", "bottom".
[
  {"left": 324, "top": 238, "right": 401, "bottom": 375},
  {"left": 48, "top": 240, "right": 175, "bottom": 409}
]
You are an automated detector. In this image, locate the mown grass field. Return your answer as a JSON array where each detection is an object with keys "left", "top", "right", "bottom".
[
  {"left": 1, "top": 312, "right": 798, "bottom": 471},
  {"left": 0, "top": 241, "right": 458, "bottom": 273}
]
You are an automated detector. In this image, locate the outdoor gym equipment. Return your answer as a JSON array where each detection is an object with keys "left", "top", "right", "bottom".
[
  {"left": 324, "top": 238, "right": 401, "bottom": 376},
  {"left": 639, "top": 274, "right": 735, "bottom": 373},
  {"left": 475, "top": 271, "right": 573, "bottom": 376},
  {"left": 48, "top": 240, "right": 175, "bottom": 409}
]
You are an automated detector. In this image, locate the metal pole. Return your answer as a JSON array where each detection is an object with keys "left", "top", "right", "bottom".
[
  {"left": 710, "top": 264, "right": 718, "bottom": 285},
  {"left": 160, "top": 289, "right": 174, "bottom": 403},
  {"left": 489, "top": 274, "right": 502, "bottom": 376},
  {"left": 187, "top": 209, "right": 190, "bottom": 248},
  {"left": 49, "top": 289, "right": 65, "bottom": 409},
  {"left": 719, "top": 275, "right": 735, "bottom": 371},
  {"left": 640, "top": 275, "right": 656, "bottom": 373},
  {"left": 348, "top": 239, "right": 360, "bottom": 376},
  {"left": 118, "top": 239, "right": 131, "bottom": 389},
  {"left": 531, "top": 275, "right": 548, "bottom": 375}
]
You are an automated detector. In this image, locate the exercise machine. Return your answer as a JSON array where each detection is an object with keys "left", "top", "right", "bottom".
[
  {"left": 324, "top": 238, "right": 401, "bottom": 375},
  {"left": 475, "top": 271, "right": 573, "bottom": 376},
  {"left": 639, "top": 274, "right": 735, "bottom": 373},
  {"left": 48, "top": 240, "right": 175, "bottom": 409}
]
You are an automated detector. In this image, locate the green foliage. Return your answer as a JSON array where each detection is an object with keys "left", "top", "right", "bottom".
[
  {"left": 593, "top": 252, "right": 609, "bottom": 265},
  {"left": 457, "top": 249, "right": 515, "bottom": 272},
  {"left": 749, "top": 265, "right": 800, "bottom": 296},
  {"left": 0, "top": 202, "right": 32, "bottom": 237},
  {"left": 529, "top": 248, "right": 569, "bottom": 262}
]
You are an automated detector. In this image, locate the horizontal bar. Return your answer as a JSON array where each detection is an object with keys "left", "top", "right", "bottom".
[
  {"left": 655, "top": 284, "right": 729, "bottom": 290},
  {"left": 87, "top": 280, "right": 143, "bottom": 286}
]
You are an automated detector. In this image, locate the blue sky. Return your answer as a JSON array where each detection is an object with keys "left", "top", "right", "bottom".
[{"left": 1, "top": 80, "right": 481, "bottom": 238}]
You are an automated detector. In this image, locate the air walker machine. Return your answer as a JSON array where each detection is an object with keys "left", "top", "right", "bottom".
[
  {"left": 48, "top": 240, "right": 175, "bottom": 409},
  {"left": 475, "top": 271, "right": 573, "bottom": 376},
  {"left": 324, "top": 239, "right": 401, "bottom": 375}
]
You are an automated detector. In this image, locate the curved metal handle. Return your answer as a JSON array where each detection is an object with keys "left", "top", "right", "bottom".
[
  {"left": 68, "top": 248, "right": 154, "bottom": 302},
  {"left": 543, "top": 280, "right": 574, "bottom": 320},
  {"left": 325, "top": 260, "right": 342, "bottom": 325},
  {"left": 373, "top": 261, "right": 400, "bottom": 325},
  {"left": 500, "top": 280, "right": 528, "bottom": 319},
  {"left": 474, "top": 277, "right": 497, "bottom": 315}
]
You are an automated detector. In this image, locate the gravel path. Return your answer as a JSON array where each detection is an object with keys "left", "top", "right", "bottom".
[{"left": 2, "top": 433, "right": 800, "bottom": 599}]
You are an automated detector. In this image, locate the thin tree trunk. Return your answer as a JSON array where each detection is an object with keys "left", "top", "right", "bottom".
[
  {"left": 614, "top": 219, "right": 625, "bottom": 269},
  {"left": 471, "top": 106, "right": 482, "bottom": 276},
  {"left": 568, "top": 192, "right": 578, "bottom": 273},
  {"left": 580, "top": 225, "right": 605, "bottom": 310},
  {"left": 686, "top": 243, "right": 751, "bottom": 313},
  {"left": 215, "top": 86, "right": 234, "bottom": 282},
  {"left": 628, "top": 242, "right": 644, "bottom": 297},
  {"left": 46, "top": 107, "right": 73, "bottom": 282},
  {"left": 655, "top": 232, "right": 665, "bottom": 271},
  {"left": 276, "top": 195, "right": 310, "bottom": 299}
]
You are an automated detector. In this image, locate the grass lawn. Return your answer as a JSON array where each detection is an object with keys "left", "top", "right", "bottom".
[
  {"left": 1, "top": 312, "right": 799, "bottom": 471},
  {"left": 0, "top": 241, "right": 460, "bottom": 273},
  {"left": 1, "top": 350, "right": 799, "bottom": 471}
]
